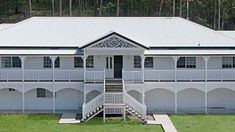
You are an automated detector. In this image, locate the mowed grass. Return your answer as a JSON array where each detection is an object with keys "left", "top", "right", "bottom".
[
  {"left": 0, "top": 114, "right": 162, "bottom": 132},
  {"left": 170, "top": 114, "right": 235, "bottom": 132}
]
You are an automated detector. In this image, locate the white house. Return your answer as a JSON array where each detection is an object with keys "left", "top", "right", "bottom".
[{"left": 0, "top": 17, "right": 235, "bottom": 122}]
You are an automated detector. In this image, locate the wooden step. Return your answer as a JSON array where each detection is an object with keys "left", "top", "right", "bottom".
[{"left": 105, "top": 85, "right": 123, "bottom": 92}]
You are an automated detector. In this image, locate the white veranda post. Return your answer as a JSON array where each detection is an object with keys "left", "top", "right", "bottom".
[
  {"left": 203, "top": 56, "right": 210, "bottom": 114},
  {"left": 20, "top": 56, "right": 26, "bottom": 113},
  {"left": 172, "top": 56, "right": 179, "bottom": 114},
  {"left": 50, "top": 56, "right": 57, "bottom": 114},
  {"left": 141, "top": 55, "right": 145, "bottom": 82},
  {"left": 82, "top": 55, "right": 88, "bottom": 102}
]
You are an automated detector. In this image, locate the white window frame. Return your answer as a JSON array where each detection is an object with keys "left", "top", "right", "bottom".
[
  {"left": 134, "top": 56, "right": 141, "bottom": 68},
  {"left": 222, "top": 57, "right": 235, "bottom": 68},
  {"left": 54, "top": 57, "right": 60, "bottom": 68},
  {"left": 177, "top": 57, "right": 196, "bottom": 68},
  {"left": 86, "top": 56, "right": 94, "bottom": 68},
  {"left": 43, "top": 57, "right": 60, "bottom": 68},
  {"left": 74, "top": 57, "right": 83, "bottom": 68},
  {"left": 1, "top": 57, "right": 21, "bottom": 68},
  {"left": 36, "top": 88, "right": 53, "bottom": 98},
  {"left": 144, "top": 57, "right": 153, "bottom": 68},
  {"left": 43, "top": 57, "right": 52, "bottom": 68}
]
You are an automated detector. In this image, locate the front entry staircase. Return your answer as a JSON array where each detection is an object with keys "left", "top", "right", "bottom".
[{"left": 81, "top": 79, "right": 146, "bottom": 123}]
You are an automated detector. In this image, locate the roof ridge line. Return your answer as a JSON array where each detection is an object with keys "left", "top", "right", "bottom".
[
  {"left": 178, "top": 17, "right": 235, "bottom": 43},
  {"left": 0, "top": 17, "right": 34, "bottom": 32}
]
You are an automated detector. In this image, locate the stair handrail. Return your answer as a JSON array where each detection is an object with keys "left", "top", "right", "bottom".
[
  {"left": 122, "top": 78, "right": 146, "bottom": 119},
  {"left": 82, "top": 102, "right": 86, "bottom": 119},
  {"left": 124, "top": 92, "right": 146, "bottom": 118},
  {"left": 82, "top": 93, "right": 104, "bottom": 119},
  {"left": 103, "top": 68, "right": 106, "bottom": 93},
  {"left": 122, "top": 78, "right": 126, "bottom": 93}
]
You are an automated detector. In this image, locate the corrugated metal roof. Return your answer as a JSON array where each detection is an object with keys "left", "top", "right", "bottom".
[
  {"left": 218, "top": 31, "right": 235, "bottom": 39},
  {"left": 0, "top": 24, "right": 14, "bottom": 30},
  {"left": 0, "top": 17, "right": 234, "bottom": 47},
  {"left": 0, "top": 48, "right": 82, "bottom": 55},
  {"left": 145, "top": 49, "right": 235, "bottom": 56}
]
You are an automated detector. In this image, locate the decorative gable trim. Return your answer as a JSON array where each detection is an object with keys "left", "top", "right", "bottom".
[
  {"left": 80, "top": 32, "right": 148, "bottom": 50},
  {"left": 91, "top": 36, "right": 137, "bottom": 48}
]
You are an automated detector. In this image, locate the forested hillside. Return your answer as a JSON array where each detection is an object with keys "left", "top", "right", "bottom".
[{"left": 0, "top": 0, "right": 234, "bottom": 30}]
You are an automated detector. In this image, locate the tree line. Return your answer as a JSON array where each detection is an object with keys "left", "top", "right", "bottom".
[{"left": 0, "top": 0, "right": 234, "bottom": 30}]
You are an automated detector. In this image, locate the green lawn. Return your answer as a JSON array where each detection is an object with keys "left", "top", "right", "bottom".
[
  {"left": 171, "top": 114, "right": 235, "bottom": 132},
  {"left": 0, "top": 114, "right": 162, "bottom": 132}
]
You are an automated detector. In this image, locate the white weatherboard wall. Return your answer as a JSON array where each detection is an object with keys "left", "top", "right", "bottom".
[
  {"left": 0, "top": 89, "right": 22, "bottom": 110},
  {"left": 25, "top": 57, "right": 43, "bottom": 69},
  {"left": 25, "top": 89, "right": 53, "bottom": 111},
  {"left": 55, "top": 89, "right": 84, "bottom": 110},
  {"left": 208, "top": 57, "right": 222, "bottom": 69},
  {"left": 177, "top": 89, "right": 205, "bottom": 113},
  {"left": 145, "top": 89, "right": 175, "bottom": 113},
  {"left": 151, "top": 57, "right": 205, "bottom": 70},
  {"left": 24, "top": 56, "right": 78, "bottom": 70},
  {"left": 154, "top": 57, "right": 175, "bottom": 70},
  {"left": 85, "top": 55, "right": 137, "bottom": 71},
  {"left": 208, "top": 88, "right": 235, "bottom": 109}
]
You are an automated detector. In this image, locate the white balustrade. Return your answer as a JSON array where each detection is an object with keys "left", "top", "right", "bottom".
[
  {"left": 124, "top": 93, "right": 146, "bottom": 118},
  {"left": 144, "top": 69, "right": 235, "bottom": 82},
  {"left": 82, "top": 93, "right": 104, "bottom": 119},
  {"left": 85, "top": 70, "right": 105, "bottom": 82},
  {"left": 0, "top": 69, "right": 234, "bottom": 82},
  {"left": 54, "top": 70, "right": 84, "bottom": 81},
  {"left": 1, "top": 70, "right": 23, "bottom": 81},
  {"left": 24, "top": 70, "right": 53, "bottom": 81},
  {"left": 177, "top": 70, "right": 205, "bottom": 81},
  {"left": 207, "top": 70, "right": 235, "bottom": 81},
  {"left": 144, "top": 70, "right": 175, "bottom": 81},
  {"left": 158, "top": 70, "right": 175, "bottom": 81},
  {"left": 0, "top": 69, "right": 84, "bottom": 82},
  {"left": 104, "top": 93, "right": 124, "bottom": 104},
  {"left": 122, "top": 70, "right": 143, "bottom": 82}
]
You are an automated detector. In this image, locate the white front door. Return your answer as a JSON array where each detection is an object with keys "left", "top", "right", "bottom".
[{"left": 105, "top": 56, "right": 114, "bottom": 78}]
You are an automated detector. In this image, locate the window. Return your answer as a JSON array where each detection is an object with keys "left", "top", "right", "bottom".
[
  {"left": 54, "top": 57, "right": 60, "bottom": 68},
  {"left": 43, "top": 57, "right": 60, "bottom": 68},
  {"left": 145, "top": 57, "right": 153, "bottom": 68},
  {"left": 177, "top": 57, "right": 196, "bottom": 68},
  {"left": 106, "top": 57, "right": 109, "bottom": 69},
  {"left": 186, "top": 57, "right": 196, "bottom": 68},
  {"left": 106, "top": 57, "right": 113, "bottom": 69},
  {"left": 134, "top": 56, "right": 141, "bottom": 68},
  {"left": 1, "top": 57, "right": 21, "bottom": 68},
  {"left": 110, "top": 57, "right": 112, "bottom": 69},
  {"left": 177, "top": 57, "right": 185, "bottom": 68},
  {"left": 12, "top": 57, "right": 21, "bottom": 68},
  {"left": 36, "top": 88, "right": 53, "bottom": 98},
  {"left": 86, "top": 56, "right": 94, "bottom": 68},
  {"left": 74, "top": 57, "right": 83, "bottom": 68},
  {"left": 222, "top": 57, "right": 235, "bottom": 68},
  {"left": 43, "top": 57, "right": 52, "bottom": 68}
]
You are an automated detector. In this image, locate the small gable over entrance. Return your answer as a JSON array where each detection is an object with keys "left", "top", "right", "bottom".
[
  {"left": 91, "top": 36, "right": 137, "bottom": 48},
  {"left": 81, "top": 32, "right": 148, "bottom": 50}
]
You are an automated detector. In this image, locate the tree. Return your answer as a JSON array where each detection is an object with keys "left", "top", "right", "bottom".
[
  {"left": 29, "top": 0, "right": 32, "bottom": 17},
  {"left": 52, "top": 0, "right": 54, "bottom": 16},
  {"left": 69, "top": 0, "right": 72, "bottom": 16},
  {"left": 99, "top": 0, "right": 103, "bottom": 16},
  {"left": 116, "top": 0, "right": 120, "bottom": 16},
  {"left": 173, "top": 0, "right": 175, "bottom": 16},
  {"left": 60, "top": 0, "right": 62, "bottom": 16}
]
